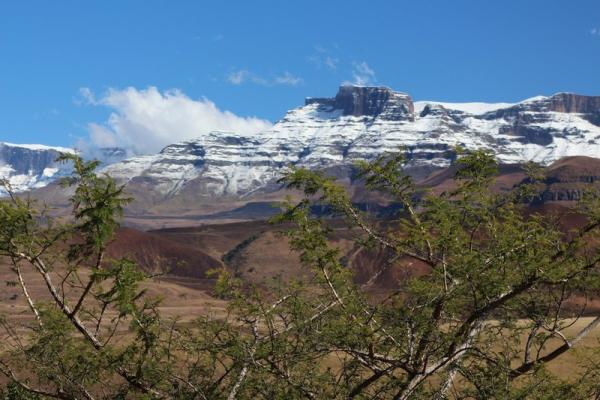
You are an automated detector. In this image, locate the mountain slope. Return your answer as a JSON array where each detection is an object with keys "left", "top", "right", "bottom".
[
  {"left": 0, "top": 142, "right": 74, "bottom": 194},
  {"left": 100, "top": 86, "right": 600, "bottom": 213}
]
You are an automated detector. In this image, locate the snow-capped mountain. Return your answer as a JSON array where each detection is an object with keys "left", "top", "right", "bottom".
[
  {"left": 0, "top": 142, "right": 75, "bottom": 194},
  {"left": 0, "top": 143, "right": 131, "bottom": 195},
  {"left": 103, "top": 85, "right": 600, "bottom": 202}
]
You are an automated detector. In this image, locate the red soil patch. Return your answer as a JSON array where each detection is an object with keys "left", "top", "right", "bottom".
[{"left": 107, "top": 228, "right": 222, "bottom": 281}]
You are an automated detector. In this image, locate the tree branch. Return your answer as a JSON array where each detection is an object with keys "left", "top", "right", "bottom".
[{"left": 510, "top": 315, "right": 600, "bottom": 378}]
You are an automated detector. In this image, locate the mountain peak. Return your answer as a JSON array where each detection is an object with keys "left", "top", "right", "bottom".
[{"left": 305, "top": 85, "right": 414, "bottom": 120}]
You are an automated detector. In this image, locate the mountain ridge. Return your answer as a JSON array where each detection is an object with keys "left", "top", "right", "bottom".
[
  {"left": 4, "top": 85, "right": 600, "bottom": 210},
  {"left": 101, "top": 86, "right": 600, "bottom": 202},
  {"left": 0, "top": 142, "right": 74, "bottom": 194}
]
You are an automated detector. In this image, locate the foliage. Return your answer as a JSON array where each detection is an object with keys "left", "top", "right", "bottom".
[
  {"left": 221, "top": 235, "right": 260, "bottom": 276},
  {"left": 1, "top": 150, "right": 600, "bottom": 399}
]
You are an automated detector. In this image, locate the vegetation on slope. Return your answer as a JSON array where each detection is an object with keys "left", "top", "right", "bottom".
[{"left": 1, "top": 151, "right": 600, "bottom": 399}]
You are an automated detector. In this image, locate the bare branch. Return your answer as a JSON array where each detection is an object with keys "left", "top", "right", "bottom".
[
  {"left": 10, "top": 258, "right": 43, "bottom": 327},
  {"left": 510, "top": 315, "right": 600, "bottom": 378}
]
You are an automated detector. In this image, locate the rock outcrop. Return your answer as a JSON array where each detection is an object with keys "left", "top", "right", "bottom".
[
  {"left": 307, "top": 85, "right": 414, "bottom": 120},
  {"left": 536, "top": 156, "right": 600, "bottom": 201},
  {"left": 0, "top": 143, "right": 73, "bottom": 193},
  {"left": 0, "top": 144, "right": 131, "bottom": 194}
]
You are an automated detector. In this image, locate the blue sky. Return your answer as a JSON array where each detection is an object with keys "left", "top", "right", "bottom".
[{"left": 1, "top": 0, "right": 600, "bottom": 150}]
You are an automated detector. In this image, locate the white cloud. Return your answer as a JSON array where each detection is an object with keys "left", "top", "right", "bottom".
[
  {"left": 75, "top": 87, "right": 97, "bottom": 105},
  {"left": 324, "top": 56, "right": 339, "bottom": 70},
  {"left": 308, "top": 45, "right": 339, "bottom": 71},
  {"left": 227, "top": 70, "right": 251, "bottom": 85},
  {"left": 81, "top": 87, "right": 272, "bottom": 155},
  {"left": 591, "top": 27, "right": 599, "bottom": 36},
  {"left": 226, "top": 69, "right": 302, "bottom": 86},
  {"left": 351, "top": 61, "right": 376, "bottom": 86},
  {"left": 88, "top": 123, "right": 119, "bottom": 148},
  {"left": 227, "top": 69, "right": 265, "bottom": 85},
  {"left": 273, "top": 71, "right": 303, "bottom": 86}
]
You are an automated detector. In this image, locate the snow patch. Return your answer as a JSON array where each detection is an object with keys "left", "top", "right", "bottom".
[
  {"left": 1, "top": 142, "right": 75, "bottom": 153},
  {"left": 414, "top": 101, "right": 515, "bottom": 115}
]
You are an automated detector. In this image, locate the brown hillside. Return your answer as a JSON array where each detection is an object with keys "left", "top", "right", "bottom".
[
  {"left": 107, "top": 228, "right": 222, "bottom": 282},
  {"left": 546, "top": 156, "right": 600, "bottom": 181}
]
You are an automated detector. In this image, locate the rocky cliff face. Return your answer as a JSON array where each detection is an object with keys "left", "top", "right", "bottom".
[
  {"left": 540, "top": 93, "right": 600, "bottom": 115},
  {"left": 535, "top": 156, "right": 600, "bottom": 201},
  {"left": 101, "top": 85, "right": 600, "bottom": 208},
  {"left": 307, "top": 86, "right": 414, "bottom": 120},
  {"left": 0, "top": 143, "right": 74, "bottom": 194},
  {"left": 0, "top": 144, "right": 131, "bottom": 195}
]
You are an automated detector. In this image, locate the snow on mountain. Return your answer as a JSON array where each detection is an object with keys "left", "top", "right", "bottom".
[
  {"left": 102, "top": 86, "right": 600, "bottom": 202},
  {"left": 0, "top": 143, "right": 130, "bottom": 195},
  {"left": 0, "top": 142, "right": 75, "bottom": 194},
  {"left": 1, "top": 142, "right": 74, "bottom": 153},
  {"left": 6, "top": 86, "right": 600, "bottom": 202},
  {"left": 413, "top": 101, "right": 515, "bottom": 115}
]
